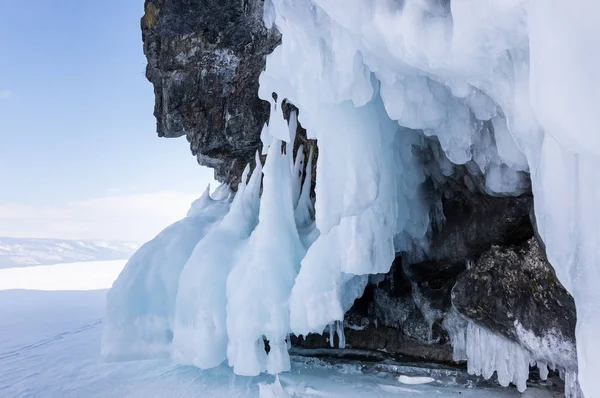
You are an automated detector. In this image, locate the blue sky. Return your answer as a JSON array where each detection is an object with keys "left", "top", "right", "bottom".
[{"left": 0, "top": 0, "right": 215, "bottom": 240}]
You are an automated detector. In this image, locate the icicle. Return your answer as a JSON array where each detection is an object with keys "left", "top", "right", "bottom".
[
  {"left": 537, "top": 362, "right": 549, "bottom": 381},
  {"left": 238, "top": 165, "right": 250, "bottom": 195},
  {"left": 444, "top": 309, "right": 533, "bottom": 393},
  {"left": 260, "top": 123, "right": 271, "bottom": 155},
  {"left": 243, "top": 152, "right": 263, "bottom": 221},
  {"left": 328, "top": 323, "right": 335, "bottom": 348},
  {"left": 464, "top": 322, "right": 532, "bottom": 392},
  {"left": 288, "top": 109, "right": 298, "bottom": 145},
  {"left": 442, "top": 309, "right": 468, "bottom": 362},
  {"left": 325, "top": 321, "right": 346, "bottom": 349},
  {"left": 294, "top": 147, "right": 314, "bottom": 226},
  {"left": 267, "top": 99, "right": 291, "bottom": 143},
  {"left": 336, "top": 320, "right": 346, "bottom": 349},
  {"left": 291, "top": 144, "right": 304, "bottom": 208}
]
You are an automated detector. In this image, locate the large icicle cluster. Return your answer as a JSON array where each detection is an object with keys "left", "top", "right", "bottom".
[
  {"left": 444, "top": 309, "right": 583, "bottom": 397},
  {"left": 257, "top": 0, "right": 599, "bottom": 395},
  {"left": 105, "top": 0, "right": 600, "bottom": 396},
  {"left": 446, "top": 316, "right": 532, "bottom": 393},
  {"left": 104, "top": 108, "right": 317, "bottom": 376}
]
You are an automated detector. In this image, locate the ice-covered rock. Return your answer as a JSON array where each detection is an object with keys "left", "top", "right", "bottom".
[
  {"left": 452, "top": 238, "right": 577, "bottom": 371},
  {"left": 128, "top": 0, "right": 600, "bottom": 396}
]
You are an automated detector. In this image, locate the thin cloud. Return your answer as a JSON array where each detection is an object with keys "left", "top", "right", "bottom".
[{"left": 0, "top": 90, "right": 12, "bottom": 100}]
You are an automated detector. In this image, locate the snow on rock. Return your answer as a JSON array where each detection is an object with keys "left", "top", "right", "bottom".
[{"left": 452, "top": 237, "right": 577, "bottom": 373}]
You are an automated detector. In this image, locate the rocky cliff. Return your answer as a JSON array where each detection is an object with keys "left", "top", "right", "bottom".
[
  {"left": 141, "top": 0, "right": 576, "bottom": 378},
  {"left": 142, "top": 0, "right": 279, "bottom": 185}
]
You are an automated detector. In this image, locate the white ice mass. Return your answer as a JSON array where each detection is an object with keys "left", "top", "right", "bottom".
[{"left": 104, "top": 1, "right": 600, "bottom": 397}]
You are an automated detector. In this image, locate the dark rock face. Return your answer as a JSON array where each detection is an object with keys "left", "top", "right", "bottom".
[
  {"left": 142, "top": 0, "right": 280, "bottom": 185},
  {"left": 303, "top": 257, "right": 456, "bottom": 363},
  {"left": 406, "top": 186, "right": 534, "bottom": 307},
  {"left": 292, "top": 183, "right": 539, "bottom": 364},
  {"left": 452, "top": 237, "right": 577, "bottom": 369},
  {"left": 423, "top": 188, "right": 534, "bottom": 266}
]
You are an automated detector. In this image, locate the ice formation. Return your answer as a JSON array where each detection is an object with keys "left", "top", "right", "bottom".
[
  {"left": 102, "top": 185, "right": 231, "bottom": 360},
  {"left": 226, "top": 136, "right": 307, "bottom": 376},
  {"left": 170, "top": 158, "right": 262, "bottom": 369},
  {"left": 446, "top": 314, "right": 532, "bottom": 393},
  {"left": 444, "top": 310, "right": 583, "bottom": 397},
  {"left": 105, "top": 0, "right": 600, "bottom": 396}
]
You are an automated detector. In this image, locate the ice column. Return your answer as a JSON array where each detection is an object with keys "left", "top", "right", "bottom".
[
  {"left": 226, "top": 118, "right": 306, "bottom": 375},
  {"left": 171, "top": 157, "right": 262, "bottom": 369}
]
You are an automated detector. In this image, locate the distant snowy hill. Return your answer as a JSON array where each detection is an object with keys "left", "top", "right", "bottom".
[{"left": 0, "top": 237, "right": 139, "bottom": 269}]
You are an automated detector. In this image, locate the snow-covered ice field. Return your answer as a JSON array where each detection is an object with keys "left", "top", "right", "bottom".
[{"left": 0, "top": 261, "right": 553, "bottom": 397}]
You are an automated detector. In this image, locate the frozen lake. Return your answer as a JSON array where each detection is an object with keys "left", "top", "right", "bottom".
[{"left": 0, "top": 261, "right": 554, "bottom": 397}]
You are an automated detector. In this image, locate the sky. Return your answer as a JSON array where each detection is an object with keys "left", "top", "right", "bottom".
[{"left": 0, "top": 0, "right": 216, "bottom": 241}]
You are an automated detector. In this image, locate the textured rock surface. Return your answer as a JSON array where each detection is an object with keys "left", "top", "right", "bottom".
[
  {"left": 452, "top": 237, "right": 577, "bottom": 369},
  {"left": 292, "top": 186, "right": 537, "bottom": 364},
  {"left": 142, "top": 0, "right": 279, "bottom": 185}
]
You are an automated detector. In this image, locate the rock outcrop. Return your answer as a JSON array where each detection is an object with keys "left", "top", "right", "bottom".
[
  {"left": 292, "top": 185, "right": 544, "bottom": 364},
  {"left": 452, "top": 237, "right": 577, "bottom": 370},
  {"left": 142, "top": 0, "right": 279, "bottom": 185}
]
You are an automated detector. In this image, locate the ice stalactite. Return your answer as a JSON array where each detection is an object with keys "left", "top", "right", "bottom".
[
  {"left": 564, "top": 371, "right": 584, "bottom": 398},
  {"left": 465, "top": 323, "right": 531, "bottom": 393},
  {"left": 444, "top": 310, "right": 532, "bottom": 393},
  {"left": 444, "top": 308, "right": 583, "bottom": 397},
  {"left": 327, "top": 320, "right": 345, "bottom": 349},
  {"left": 294, "top": 147, "right": 318, "bottom": 249},
  {"left": 224, "top": 101, "right": 314, "bottom": 376},
  {"left": 285, "top": 95, "right": 430, "bottom": 337},
  {"left": 336, "top": 320, "right": 345, "bottom": 349}
]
